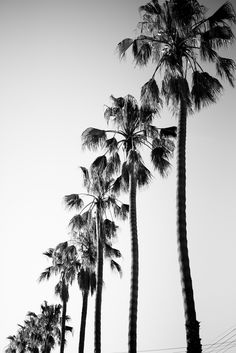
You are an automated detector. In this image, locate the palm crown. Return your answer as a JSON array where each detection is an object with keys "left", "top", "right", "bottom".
[
  {"left": 82, "top": 94, "right": 177, "bottom": 184},
  {"left": 118, "top": 0, "right": 236, "bottom": 110}
]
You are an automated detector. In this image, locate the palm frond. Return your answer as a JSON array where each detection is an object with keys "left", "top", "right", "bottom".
[
  {"left": 136, "top": 163, "right": 152, "bottom": 187},
  {"left": 43, "top": 248, "right": 54, "bottom": 258},
  {"left": 170, "top": 0, "right": 205, "bottom": 27},
  {"left": 104, "top": 243, "right": 122, "bottom": 259},
  {"left": 132, "top": 37, "right": 152, "bottom": 66},
  {"left": 207, "top": 1, "right": 236, "bottom": 27},
  {"left": 55, "top": 241, "right": 69, "bottom": 254},
  {"left": 81, "top": 127, "right": 106, "bottom": 150},
  {"left": 110, "top": 259, "right": 122, "bottom": 276},
  {"left": 127, "top": 149, "right": 143, "bottom": 171},
  {"left": 162, "top": 74, "right": 191, "bottom": 107},
  {"left": 106, "top": 152, "right": 121, "bottom": 175},
  {"left": 103, "top": 219, "right": 118, "bottom": 239},
  {"left": 127, "top": 149, "right": 152, "bottom": 186},
  {"left": 90, "top": 155, "right": 107, "bottom": 174},
  {"left": 120, "top": 203, "right": 129, "bottom": 220},
  {"left": 105, "top": 137, "right": 118, "bottom": 153},
  {"left": 26, "top": 312, "right": 38, "bottom": 318},
  {"left": 7, "top": 335, "right": 17, "bottom": 341},
  {"left": 139, "top": 0, "right": 161, "bottom": 15},
  {"left": 216, "top": 56, "right": 236, "bottom": 86},
  {"left": 160, "top": 126, "right": 177, "bottom": 138},
  {"left": 39, "top": 267, "right": 54, "bottom": 282},
  {"left": 64, "top": 194, "right": 84, "bottom": 210},
  {"left": 201, "top": 25, "right": 234, "bottom": 48},
  {"left": 55, "top": 281, "right": 69, "bottom": 302},
  {"left": 110, "top": 95, "right": 125, "bottom": 108},
  {"left": 120, "top": 163, "right": 130, "bottom": 190},
  {"left": 107, "top": 197, "right": 129, "bottom": 220},
  {"left": 65, "top": 325, "right": 73, "bottom": 333},
  {"left": 117, "top": 38, "right": 134, "bottom": 58},
  {"left": 54, "top": 281, "right": 62, "bottom": 297},
  {"left": 111, "top": 175, "right": 129, "bottom": 194},
  {"left": 141, "top": 78, "right": 162, "bottom": 111},
  {"left": 104, "top": 106, "right": 113, "bottom": 122},
  {"left": 106, "top": 96, "right": 125, "bottom": 127},
  {"left": 200, "top": 37, "right": 218, "bottom": 61},
  {"left": 145, "top": 124, "right": 159, "bottom": 138},
  {"left": 151, "top": 147, "right": 172, "bottom": 177},
  {"left": 69, "top": 211, "right": 91, "bottom": 231},
  {"left": 80, "top": 167, "right": 90, "bottom": 190},
  {"left": 191, "top": 71, "right": 223, "bottom": 110},
  {"left": 140, "top": 105, "right": 156, "bottom": 124}
]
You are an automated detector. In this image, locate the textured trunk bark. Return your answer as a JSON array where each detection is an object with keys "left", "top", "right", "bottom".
[
  {"left": 128, "top": 171, "right": 139, "bottom": 353},
  {"left": 94, "top": 204, "right": 103, "bottom": 353},
  {"left": 79, "top": 290, "right": 89, "bottom": 353},
  {"left": 177, "top": 98, "right": 202, "bottom": 353},
  {"left": 60, "top": 299, "right": 67, "bottom": 353}
]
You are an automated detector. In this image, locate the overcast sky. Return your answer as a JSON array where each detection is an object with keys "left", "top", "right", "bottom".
[{"left": 1, "top": 1, "right": 236, "bottom": 352}]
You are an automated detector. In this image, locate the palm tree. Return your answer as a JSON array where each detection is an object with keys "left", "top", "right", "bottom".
[
  {"left": 65, "top": 229, "right": 97, "bottom": 353},
  {"left": 6, "top": 315, "right": 41, "bottom": 353},
  {"left": 39, "top": 245, "right": 74, "bottom": 353},
  {"left": 82, "top": 94, "right": 176, "bottom": 353},
  {"left": 39, "top": 301, "right": 62, "bottom": 353},
  {"left": 23, "top": 312, "right": 41, "bottom": 353},
  {"left": 5, "top": 303, "right": 64, "bottom": 353},
  {"left": 5, "top": 328, "right": 27, "bottom": 353},
  {"left": 64, "top": 166, "right": 128, "bottom": 353},
  {"left": 117, "top": 1, "right": 236, "bottom": 352}
]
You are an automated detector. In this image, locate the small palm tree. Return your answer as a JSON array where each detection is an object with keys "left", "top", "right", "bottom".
[
  {"left": 5, "top": 328, "right": 27, "bottom": 353},
  {"left": 5, "top": 302, "right": 64, "bottom": 353},
  {"left": 73, "top": 230, "right": 96, "bottom": 353},
  {"left": 117, "top": 1, "right": 236, "bottom": 352},
  {"left": 82, "top": 94, "right": 176, "bottom": 353},
  {"left": 39, "top": 246, "right": 74, "bottom": 353},
  {"left": 23, "top": 312, "right": 41, "bottom": 353},
  {"left": 64, "top": 166, "right": 128, "bottom": 353},
  {"left": 39, "top": 301, "right": 62, "bottom": 353}
]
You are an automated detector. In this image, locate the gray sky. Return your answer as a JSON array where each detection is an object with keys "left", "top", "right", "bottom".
[{"left": 1, "top": 0, "right": 236, "bottom": 352}]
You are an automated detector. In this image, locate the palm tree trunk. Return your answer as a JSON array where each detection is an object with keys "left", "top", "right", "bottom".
[
  {"left": 60, "top": 299, "right": 67, "bottom": 353},
  {"left": 79, "top": 290, "right": 89, "bottom": 353},
  {"left": 177, "top": 98, "right": 201, "bottom": 353},
  {"left": 128, "top": 171, "right": 139, "bottom": 353},
  {"left": 94, "top": 204, "right": 103, "bottom": 353}
]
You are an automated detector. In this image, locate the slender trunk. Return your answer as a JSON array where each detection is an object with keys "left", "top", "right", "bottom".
[
  {"left": 79, "top": 290, "right": 89, "bottom": 353},
  {"left": 177, "top": 98, "right": 201, "bottom": 353},
  {"left": 60, "top": 299, "right": 67, "bottom": 353},
  {"left": 94, "top": 204, "right": 103, "bottom": 353},
  {"left": 128, "top": 171, "right": 139, "bottom": 353}
]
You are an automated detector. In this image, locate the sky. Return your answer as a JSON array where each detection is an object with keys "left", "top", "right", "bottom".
[{"left": 0, "top": 0, "right": 236, "bottom": 352}]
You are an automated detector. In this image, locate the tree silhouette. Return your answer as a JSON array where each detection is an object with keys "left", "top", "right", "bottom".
[
  {"left": 117, "top": 1, "right": 236, "bottom": 352},
  {"left": 64, "top": 166, "right": 128, "bottom": 353},
  {"left": 82, "top": 94, "right": 176, "bottom": 353},
  {"left": 39, "top": 243, "right": 74, "bottom": 353}
]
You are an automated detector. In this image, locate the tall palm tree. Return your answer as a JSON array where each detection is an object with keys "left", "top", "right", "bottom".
[
  {"left": 117, "top": 1, "right": 236, "bottom": 352},
  {"left": 64, "top": 166, "right": 128, "bottom": 353},
  {"left": 39, "top": 244, "right": 74, "bottom": 353},
  {"left": 82, "top": 94, "right": 176, "bottom": 353}
]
